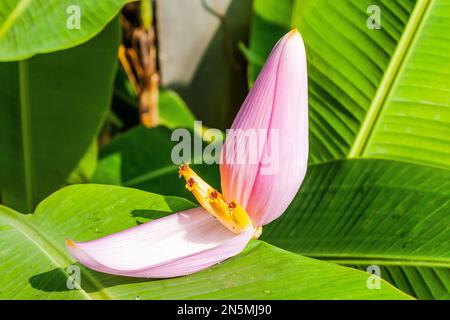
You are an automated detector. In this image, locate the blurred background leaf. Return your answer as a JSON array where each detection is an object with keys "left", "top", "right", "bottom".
[
  {"left": 0, "top": 18, "right": 120, "bottom": 212},
  {"left": 92, "top": 125, "right": 221, "bottom": 203},
  {"left": 66, "top": 140, "right": 98, "bottom": 185},
  {"left": 113, "top": 64, "right": 197, "bottom": 131},
  {"left": 0, "top": 0, "right": 132, "bottom": 61}
]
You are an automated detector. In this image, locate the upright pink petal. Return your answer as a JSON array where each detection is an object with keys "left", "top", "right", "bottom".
[
  {"left": 66, "top": 208, "right": 253, "bottom": 278},
  {"left": 220, "top": 30, "right": 308, "bottom": 226}
]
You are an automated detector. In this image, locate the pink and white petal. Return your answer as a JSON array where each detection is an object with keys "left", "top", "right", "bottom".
[
  {"left": 220, "top": 30, "right": 308, "bottom": 226},
  {"left": 66, "top": 207, "right": 254, "bottom": 278},
  {"left": 220, "top": 34, "right": 286, "bottom": 209},
  {"left": 245, "top": 31, "right": 308, "bottom": 226}
]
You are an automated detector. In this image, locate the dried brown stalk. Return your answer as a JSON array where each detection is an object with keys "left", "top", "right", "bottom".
[{"left": 119, "top": 1, "right": 160, "bottom": 128}]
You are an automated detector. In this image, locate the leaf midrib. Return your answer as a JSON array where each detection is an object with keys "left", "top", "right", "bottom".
[
  {"left": 0, "top": 0, "right": 32, "bottom": 40},
  {"left": 0, "top": 205, "right": 113, "bottom": 300},
  {"left": 348, "top": 0, "right": 433, "bottom": 157},
  {"left": 287, "top": 0, "right": 433, "bottom": 162},
  {"left": 18, "top": 61, "right": 34, "bottom": 212},
  {"left": 306, "top": 254, "right": 450, "bottom": 268}
]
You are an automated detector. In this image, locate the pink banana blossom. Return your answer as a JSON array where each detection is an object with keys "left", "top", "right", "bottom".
[{"left": 66, "top": 29, "right": 308, "bottom": 278}]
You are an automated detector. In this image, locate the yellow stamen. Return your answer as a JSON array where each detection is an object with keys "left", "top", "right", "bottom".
[{"left": 179, "top": 164, "right": 254, "bottom": 234}]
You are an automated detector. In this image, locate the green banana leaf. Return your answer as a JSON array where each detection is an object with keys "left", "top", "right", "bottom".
[
  {"left": 262, "top": 159, "right": 450, "bottom": 299},
  {"left": 0, "top": 19, "right": 120, "bottom": 213},
  {"left": 246, "top": 0, "right": 450, "bottom": 299},
  {"left": 0, "top": 0, "right": 131, "bottom": 61},
  {"left": 247, "top": 0, "right": 449, "bottom": 168},
  {"left": 351, "top": 265, "right": 449, "bottom": 300},
  {"left": 0, "top": 184, "right": 412, "bottom": 299}
]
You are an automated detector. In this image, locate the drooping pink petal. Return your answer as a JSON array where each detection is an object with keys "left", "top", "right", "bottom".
[
  {"left": 220, "top": 30, "right": 308, "bottom": 226},
  {"left": 66, "top": 207, "right": 254, "bottom": 278}
]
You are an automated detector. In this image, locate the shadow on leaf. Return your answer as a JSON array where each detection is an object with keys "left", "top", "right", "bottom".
[
  {"left": 29, "top": 265, "right": 154, "bottom": 293},
  {"left": 130, "top": 209, "right": 172, "bottom": 224}
]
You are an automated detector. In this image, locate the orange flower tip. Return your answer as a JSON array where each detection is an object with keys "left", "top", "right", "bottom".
[
  {"left": 228, "top": 201, "right": 237, "bottom": 210},
  {"left": 288, "top": 28, "right": 299, "bottom": 38},
  {"left": 65, "top": 239, "right": 76, "bottom": 248}
]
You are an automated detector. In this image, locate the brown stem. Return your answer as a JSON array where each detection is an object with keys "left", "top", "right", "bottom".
[{"left": 119, "top": 1, "right": 160, "bottom": 128}]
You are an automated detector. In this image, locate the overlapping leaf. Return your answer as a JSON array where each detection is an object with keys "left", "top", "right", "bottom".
[
  {"left": 0, "top": 19, "right": 120, "bottom": 212},
  {"left": 0, "top": 0, "right": 131, "bottom": 60}
]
